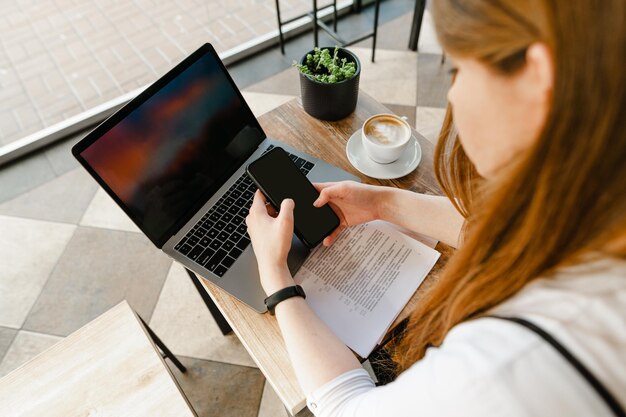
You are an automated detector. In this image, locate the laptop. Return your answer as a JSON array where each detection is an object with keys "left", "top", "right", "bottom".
[{"left": 72, "top": 43, "right": 358, "bottom": 313}]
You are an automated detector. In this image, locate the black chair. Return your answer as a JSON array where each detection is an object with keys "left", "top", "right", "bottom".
[
  {"left": 409, "top": 0, "right": 445, "bottom": 63},
  {"left": 408, "top": 0, "right": 426, "bottom": 51},
  {"left": 275, "top": 0, "right": 381, "bottom": 62},
  {"left": 185, "top": 268, "right": 232, "bottom": 335}
]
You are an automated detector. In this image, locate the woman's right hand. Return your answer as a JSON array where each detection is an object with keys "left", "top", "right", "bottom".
[{"left": 313, "top": 181, "right": 385, "bottom": 246}]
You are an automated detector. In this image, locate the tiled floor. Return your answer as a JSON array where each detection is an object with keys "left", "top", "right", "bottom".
[{"left": 0, "top": 4, "right": 452, "bottom": 416}]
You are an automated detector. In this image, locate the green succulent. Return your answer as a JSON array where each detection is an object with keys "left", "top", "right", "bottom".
[{"left": 294, "top": 47, "right": 357, "bottom": 83}]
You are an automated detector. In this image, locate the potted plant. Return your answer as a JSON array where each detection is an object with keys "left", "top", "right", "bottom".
[{"left": 294, "top": 46, "right": 361, "bottom": 121}]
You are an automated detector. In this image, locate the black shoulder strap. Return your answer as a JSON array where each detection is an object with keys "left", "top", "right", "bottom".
[{"left": 489, "top": 316, "right": 625, "bottom": 417}]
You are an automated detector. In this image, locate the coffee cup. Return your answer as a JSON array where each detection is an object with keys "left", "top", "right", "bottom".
[{"left": 361, "top": 113, "right": 411, "bottom": 164}]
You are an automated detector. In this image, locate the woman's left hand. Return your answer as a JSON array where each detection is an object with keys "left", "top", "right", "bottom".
[{"left": 245, "top": 190, "right": 296, "bottom": 295}]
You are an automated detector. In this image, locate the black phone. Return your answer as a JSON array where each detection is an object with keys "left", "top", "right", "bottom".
[{"left": 246, "top": 147, "right": 340, "bottom": 248}]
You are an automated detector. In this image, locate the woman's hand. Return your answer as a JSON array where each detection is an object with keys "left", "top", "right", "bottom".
[
  {"left": 313, "top": 181, "right": 386, "bottom": 246},
  {"left": 245, "top": 190, "right": 296, "bottom": 295}
]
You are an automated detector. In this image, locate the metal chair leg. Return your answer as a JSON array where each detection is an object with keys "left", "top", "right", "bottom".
[
  {"left": 408, "top": 0, "right": 426, "bottom": 51},
  {"left": 275, "top": 0, "right": 285, "bottom": 54},
  {"left": 333, "top": 0, "right": 338, "bottom": 32},
  {"left": 138, "top": 315, "right": 187, "bottom": 373},
  {"left": 185, "top": 269, "right": 232, "bottom": 336},
  {"left": 313, "top": 0, "right": 318, "bottom": 47},
  {"left": 371, "top": 0, "right": 380, "bottom": 62}
]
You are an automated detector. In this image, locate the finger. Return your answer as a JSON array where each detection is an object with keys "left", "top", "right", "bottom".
[
  {"left": 312, "top": 182, "right": 337, "bottom": 193},
  {"left": 323, "top": 230, "right": 341, "bottom": 247},
  {"left": 323, "top": 225, "right": 344, "bottom": 246},
  {"left": 313, "top": 187, "right": 338, "bottom": 207},
  {"left": 279, "top": 199, "right": 295, "bottom": 225},
  {"left": 250, "top": 190, "right": 267, "bottom": 214}
]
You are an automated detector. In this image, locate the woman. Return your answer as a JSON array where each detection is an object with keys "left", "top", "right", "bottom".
[{"left": 246, "top": 0, "right": 626, "bottom": 415}]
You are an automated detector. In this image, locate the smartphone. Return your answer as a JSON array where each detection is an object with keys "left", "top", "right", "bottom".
[{"left": 246, "top": 147, "right": 340, "bottom": 247}]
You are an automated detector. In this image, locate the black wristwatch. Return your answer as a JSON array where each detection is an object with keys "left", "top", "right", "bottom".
[{"left": 264, "top": 285, "right": 306, "bottom": 315}]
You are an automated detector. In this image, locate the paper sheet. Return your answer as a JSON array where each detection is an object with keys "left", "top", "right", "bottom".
[{"left": 294, "top": 221, "right": 440, "bottom": 357}]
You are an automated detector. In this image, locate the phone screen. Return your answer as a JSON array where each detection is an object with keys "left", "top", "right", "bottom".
[{"left": 246, "top": 147, "right": 340, "bottom": 247}]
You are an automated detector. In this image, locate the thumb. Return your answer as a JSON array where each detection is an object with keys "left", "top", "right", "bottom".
[
  {"left": 313, "top": 188, "right": 332, "bottom": 207},
  {"left": 250, "top": 190, "right": 267, "bottom": 214},
  {"left": 279, "top": 199, "right": 295, "bottom": 224}
]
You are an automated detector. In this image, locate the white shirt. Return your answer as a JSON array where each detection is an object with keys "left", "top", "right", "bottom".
[{"left": 306, "top": 259, "right": 626, "bottom": 416}]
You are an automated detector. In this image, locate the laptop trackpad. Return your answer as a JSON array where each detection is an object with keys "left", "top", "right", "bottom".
[{"left": 287, "top": 234, "right": 310, "bottom": 275}]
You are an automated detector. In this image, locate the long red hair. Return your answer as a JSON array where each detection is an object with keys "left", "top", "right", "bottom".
[{"left": 393, "top": 0, "right": 626, "bottom": 371}]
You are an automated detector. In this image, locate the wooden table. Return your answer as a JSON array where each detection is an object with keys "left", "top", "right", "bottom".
[
  {"left": 0, "top": 301, "right": 196, "bottom": 417},
  {"left": 199, "top": 91, "right": 453, "bottom": 416}
]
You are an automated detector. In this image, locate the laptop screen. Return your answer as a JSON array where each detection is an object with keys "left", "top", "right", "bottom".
[{"left": 75, "top": 44, "right": 265, "bottom": 247}]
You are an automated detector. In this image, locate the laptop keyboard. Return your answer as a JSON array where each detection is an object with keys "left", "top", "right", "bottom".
[{"left": 174, "top": 145, "right": 315, "bottom": 277}]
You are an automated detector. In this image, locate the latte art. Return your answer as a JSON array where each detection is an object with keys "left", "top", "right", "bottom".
[
  {"left": 364, "top": 117, "right": 409, "bottom": 146},
  {"left": 361, "top": 113, "right": 411, "bottom": 164}
]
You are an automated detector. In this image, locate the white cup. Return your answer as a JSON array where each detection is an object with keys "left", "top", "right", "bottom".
[{"left": 361, "top": 113, "right": 412, "bottom": 164}]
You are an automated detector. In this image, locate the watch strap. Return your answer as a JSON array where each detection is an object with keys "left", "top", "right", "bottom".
[{"left": 265, "top": 285, "right": 306, "bottom": 315}]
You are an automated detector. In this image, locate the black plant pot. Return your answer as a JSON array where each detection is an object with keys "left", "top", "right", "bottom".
[{"left": 298, "top": 47, "right": 361, "bottom": 121}]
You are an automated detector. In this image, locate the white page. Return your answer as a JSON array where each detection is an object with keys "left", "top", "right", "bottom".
[
  {"left": 369, "top": 221, "right": 438, "bottom": 345},
  {"left": 294, "top": 221, "right": 440, "bottom": 357},
  {"left": 373, "top": 220, "right": 438, "bottom": 249}
]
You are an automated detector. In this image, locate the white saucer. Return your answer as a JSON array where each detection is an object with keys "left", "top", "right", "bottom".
[{"left": 346, "top": 130, "right": 421, "bottom": 179}]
